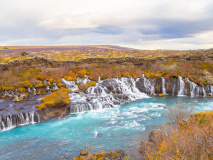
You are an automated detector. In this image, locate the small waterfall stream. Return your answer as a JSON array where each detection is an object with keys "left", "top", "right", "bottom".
[
  {"left": 186, "top": 78, "right": 198, "bottom": 97},
  {"left": 177, "top": 76, "right": 187, "bottom": 96},
  {"left": 62, "top": 78, "right": 79, "bottom": 91},
  {"left": 68, "top": 102, "right": 112, "bottom": 113},
  {"left": 0, "top": 111, "right": 41, "bottom": 131},
  {"left": 202, "top": 84, "right": 207, "bottom": 97},
  {"left": 211, "top": 85, "right": 213, "bottom": 95},
  {"left": 161, "top": 77, "right": 167, "bottom": 95}
]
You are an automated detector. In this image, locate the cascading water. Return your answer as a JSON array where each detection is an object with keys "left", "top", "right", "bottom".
[
  {"left": 46, "top": 86, "right": 51, "bottom": 92},
  {"left": 113, "top": 77, "right": 149, "bottom": 99},
  {"left": 77, "top": 75, "right": 91, "bottom": 84},
  {"left": 172, "top": 84, "right": 176, "bottom": 96},
  {"left": 210, "top": 85, "right": 213, "bottom": 95},
  {"left": 143, "top": 77, "right": 155, "bottom": 95},
  {"left": 186, "top": 78, "right": 198, "bottom": 97},
  {"left": 52, "top": 83, "right": 59, "bottom": 90},
  {"left": 0, "top": 111, "right": 41, "bottom": 131},
  {"left": 161, "top": 77, "right": 167, "bottom": 95},
  {"left": 62, "top": 78, "right": 79, "bottom": 91},
  {"left": 177, "top": 76, "right": 187, "bottom": 96},
  {"left": 68, "top": 102, "right": 112, "bottom": 113},
  {"left": 63, "top": 75, "right": 210, "bottom": 113},
  {"left": 62, "top": 76, "right": 150, "bottom": 114},
  {"left": 0, "top": 74, "right": 210, "bottom": 133},
  {"left": 195, "top": 86, "right": 201, "bottom": 97},
  {"left": 202, "top": 84, "right": 206, "bottom": 97}
]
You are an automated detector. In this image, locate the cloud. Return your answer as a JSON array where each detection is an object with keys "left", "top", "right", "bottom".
[{"left": 0, "top": 0, "right": 213, "bottom": 49}]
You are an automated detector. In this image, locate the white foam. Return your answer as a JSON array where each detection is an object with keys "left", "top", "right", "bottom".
[{"left": 150, "top": 112, "right": 161, "bottom": 117}]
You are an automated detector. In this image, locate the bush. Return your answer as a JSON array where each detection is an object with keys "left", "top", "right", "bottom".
[
  {"left": 36, "top": 88, "right": 71, "bottom": 110},
  {"left": 164, "top": 102, "right": 194, "bottom": 125},
  {"left": 139, "top": 105, "right": 213, "bottom": 160}
]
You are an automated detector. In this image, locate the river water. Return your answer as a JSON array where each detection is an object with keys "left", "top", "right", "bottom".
[{"left": 0, "top": 96, "right": 213, "bottom": 160}]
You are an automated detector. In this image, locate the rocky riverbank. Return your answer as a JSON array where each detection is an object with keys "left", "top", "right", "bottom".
[
  {"left": 1, "top": 74, "right": 213, "bottom": 131},
  {"left": 0, "top": 46, "right": 213, "bottom": 131},
  {"left": 73, "top": 149, "right": 126, "bottom": 160}
]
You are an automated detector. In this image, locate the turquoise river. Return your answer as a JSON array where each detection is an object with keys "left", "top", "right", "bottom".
[{"left": 0, "top": 96, "right": 213, "bottom": 160}]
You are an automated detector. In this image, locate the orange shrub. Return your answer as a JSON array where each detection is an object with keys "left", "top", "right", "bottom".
[{"left": 36, "top": 88, "right": 71, "bottom": 110}]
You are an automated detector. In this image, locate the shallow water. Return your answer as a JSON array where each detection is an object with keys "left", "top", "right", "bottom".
[{"left": 0, "top": 96, "right": 213, "bottom": 160}]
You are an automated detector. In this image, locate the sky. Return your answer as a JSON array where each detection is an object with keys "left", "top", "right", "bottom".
[{"left": 0, "top": 0, "right": 213, "bottom": 50}]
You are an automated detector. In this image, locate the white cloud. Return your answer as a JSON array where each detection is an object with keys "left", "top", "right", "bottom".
[{"left": 0, "top": 0, "right": 213, "bottom": 49}]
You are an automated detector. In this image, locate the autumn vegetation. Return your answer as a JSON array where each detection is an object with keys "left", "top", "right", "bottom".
[
  {"left": 73, "top": 150, "right": 126, "bottom": 160},
  {"left": 36, "top": 88, "right": 71, "bottom": 110},
  {"left": 139, "top": 103, "right": 213, "bottom": 160},
  {"left": 1, "top": 46, "right": 212, "bottom": 158},
  {"left": 0, "top": 46, "right": 212, "bottom": 95}
]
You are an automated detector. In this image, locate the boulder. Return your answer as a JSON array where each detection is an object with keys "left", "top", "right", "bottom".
[
  {"left": 149, "top": 130, "right": 165, "bottom": 143},
  {"left": 101, "top": 79, "right": 119, "bottom": 92},
  {"left": 80, "top": 149, "right": 88, "bottom": 156}
]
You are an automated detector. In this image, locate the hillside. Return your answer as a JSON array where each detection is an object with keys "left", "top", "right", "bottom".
[{"left": 0, "top": 46, "right": 213, "bottom": 94}]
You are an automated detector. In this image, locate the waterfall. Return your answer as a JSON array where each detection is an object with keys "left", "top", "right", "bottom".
[
  {"left": 6, "top": 115, "right": 13, "bottom": 129},
  {"left": 33, "top": 87, "right": 36, "bottom": 95},
  {"left": 202, "top": 84, "right": 206, "bottom": 97},
  {"left": 62, "top": 78, "right": 79, "bottom": 91},
  {"left": 52, "top": 83, "right": 59, "bottom": 90},
  {"left": 4, "top": 90, "right": 8, "bottom": 96},
  {"left": 211, "top": 85, "right": 213, "bottom": 95},
  {"left": 113, "top": 77, "right": 148, "bottom": 99},
  {"left": 61, "top": 75, "right": 210, "bottom": 117},
  {"left": 172, "top": 84, "right": 176, "bottom": 96},
  {"left": 77, "top": 75, "right": 91, "bottom": 84},
  {"left": 28, "top": 87, "right": 31, "bottom": 93},
  {"left": 143, "top": 78, "right": 155, "bottom": 95},
  {"left": 63, "top": 76, "right": 150, "bottom": 114},
  {"left": 86, "top": 85, "right": 108, "bottom": 96},
  {"left": 98, "top": 76, "right": 103, "bottom": 83},
  {"left": 68, "top": 102, "right": 112, "bottom": 113},
  {"left": 161, "top": 77, "right": 167, "bottom": 95},
  {"left": 195, "top": 86, "right": 201, "bottom": 97},
  {"left": 185, "top": 78, "right": 198, "bottom": 97},
  {"left": 177, "top": 76, "right": 186, "bottom": 96},
  {"left": 0, "top": 111, "right": 41, "bottom": 131},
  {"left": 46, "top": 86, "right": 51, "bottom": 92}
]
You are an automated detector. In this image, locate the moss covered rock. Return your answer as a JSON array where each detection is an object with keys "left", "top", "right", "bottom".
[{"left": 36, "top": 88, "right": 71, "bottom": 110}]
